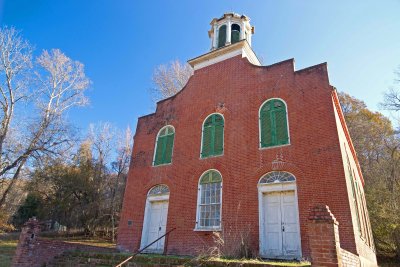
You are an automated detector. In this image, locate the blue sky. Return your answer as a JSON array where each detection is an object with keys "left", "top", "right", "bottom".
[{"left": 1, "top": 0, "right": 399, "bottom": 132}]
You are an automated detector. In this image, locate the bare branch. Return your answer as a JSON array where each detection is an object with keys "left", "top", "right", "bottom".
[{"left": 149, "top": 60, "right": 193, "bottom": 102}]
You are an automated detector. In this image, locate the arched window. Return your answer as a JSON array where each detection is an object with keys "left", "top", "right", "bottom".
[
  {"left": 153, "top": 126, "right": 175, "bottom": 166},
  {"left": 231, "top": 24, "right": 241, "bottom": 44},
  {"left": 218, "top": 25, "right": 227, "bottom": 48},
  {"left": 148, "top": 184, "right": 170, "bottom": 196},
  {"left": 259, "top": 99, "right": 289, "bottom": 148},
  {"left": 196, "top": 170, "right": 222, "bottom": 229},
  {"left": 201, "top": 114, "right": 224, "bottom": 158},
  {"left": 259, "top": 171, "right": 296, "bottom": 184}
]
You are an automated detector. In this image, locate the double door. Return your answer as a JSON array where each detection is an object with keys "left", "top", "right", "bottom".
[{"left": 261, "top": 190, "right": 301, "bottom": 259}]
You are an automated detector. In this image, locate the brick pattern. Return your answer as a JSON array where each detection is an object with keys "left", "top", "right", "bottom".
[
  {"left": 12, "top": 218, "right": 114, "bottom": 267},
  {"left": 117, "top": 55, "right": 376, "bottom": 262},
  {"left": 340, "top": 249, "right": 360, "bottom": 267}
]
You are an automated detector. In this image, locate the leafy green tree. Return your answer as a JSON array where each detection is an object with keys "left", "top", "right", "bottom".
[
  {"left": 339, "top": 92, "right": 400, "bottom": 259},
  {"left": 12, "top": 193, "right": 43, "bottom": 227}
]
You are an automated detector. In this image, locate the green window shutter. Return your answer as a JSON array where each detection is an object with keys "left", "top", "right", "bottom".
[
  {"left": 260, "top": 100, "right": 288, "bottom": 147},
  {"left": 260, "top": 110, "right": 273, "bottom": 147},
  {"left": 274, "top": 108, "right": 288, "bottom": 145},
  {"left": 154, "top": 126, "right": 175, "bottom": 165},
  {"left": 154, "top": 136, "right": 165, "bottom": 165},
  {"left": 164, "top": 133, "right": 174, "bottom": 164},
  {"left": 202, "top": 114, "right": 224, "bottom": 158},
  {"left": 218, "top": 25, "right": 226, "bottom": 48},
  {"left": 214, "top": 123, "right": 224, "bottom": 155},
  {"left": 202, "top": 126, "right": 212, "bottom": 157}
]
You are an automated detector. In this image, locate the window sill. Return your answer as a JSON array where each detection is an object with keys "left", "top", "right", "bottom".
[
  {"left": 152, "top": 162, "right": 172, "bottom": 167},
  {"left": 259, "top": 143, "right": 290, "bottom": 150},
  {"left": 193, "top": 227, "right": 222, "bottom": 232},
  {"left": 200, "top": 154, "right": 224, "bottom": 160}
]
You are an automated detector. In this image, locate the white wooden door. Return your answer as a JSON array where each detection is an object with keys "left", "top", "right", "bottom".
[
  {"left": 262, "top": 190, "right": 300, "bottom": 259},
  {"left": 144, "top": 200, "right": 169, "bottom": 252}
]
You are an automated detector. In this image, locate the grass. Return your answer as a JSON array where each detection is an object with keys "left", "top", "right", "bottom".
[{"left": 0, "top": 234, "right": 18, "bottom": 267}]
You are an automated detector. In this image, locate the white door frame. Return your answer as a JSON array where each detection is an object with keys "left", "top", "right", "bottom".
[
  {"left": 140, "top": 194, "right": 169, "bottom": 252},
  {"left": 258, "top": 181, "right": 302, "bottom": 259}
]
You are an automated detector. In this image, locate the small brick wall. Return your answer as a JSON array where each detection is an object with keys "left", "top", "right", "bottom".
[
  {"left": 308, "top": 205, "right": 362, "bottom": 267},
  {"left": 12, "top": 218, "right": 115, "bottom": 267}
]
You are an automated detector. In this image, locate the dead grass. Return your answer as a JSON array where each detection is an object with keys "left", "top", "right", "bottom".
[
  {"left": 63, "top": 238, "right": 115, "bottom": 248},
  {"left": 205, "top": 257, "right": 311, "bottom": 266}
]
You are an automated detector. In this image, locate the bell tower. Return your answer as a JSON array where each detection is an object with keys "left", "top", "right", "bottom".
[
  {"left": 188, "top": 13, "right": 260, "bottom": 70},
  {"left": 209, "top": 13, "right": 255, "bottom": 50}
]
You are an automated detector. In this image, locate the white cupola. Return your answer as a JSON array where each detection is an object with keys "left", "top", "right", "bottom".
[
  {"left": 208, "top": 13, "right": 255, "bottom": 50},
  {"left": 188, "top": 13, "right": 260, "bottom": 70}
]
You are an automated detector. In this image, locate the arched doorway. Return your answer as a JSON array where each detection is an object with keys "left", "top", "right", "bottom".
[
  {"left": 140, "top": 184, "right": 170, "bottom": 253},
  {"left": 258, "top": 172, "right": 301, "bottom": 259}
]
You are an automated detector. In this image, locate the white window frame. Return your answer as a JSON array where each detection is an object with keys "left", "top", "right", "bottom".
[
  {"left": 152, "top": 125, "right": 175, "bottom": 167},
  {"left": 258, "top": 98, "right": 291, "bottom": 150},
  {"left": 194, "top": 169, "right": 223, "bottom": 231}
]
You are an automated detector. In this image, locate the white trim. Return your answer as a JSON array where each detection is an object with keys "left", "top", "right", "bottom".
[
  {"left": 189, "top": 41, "right": 261, "bottom": 70},
  {"left": 257, "top": 172, "right": 302, "bottom": 259},
  {"left": 140, "top": 185, "right": 170, "bottom": 252},
  {"left": 199, "top": 113, "right": 225, "bottom": 159},
  {"left": 258, "top": 98, "right": 291, "bottom": 149},
  {"left": 194, "top": 169, "right": 223, "bottom": 231},
  {"left": 195, "top": 49, "right": 242, "bottom": 70},
  {"left": 152, "top": 125, "right": 175, "bottom": 167}
]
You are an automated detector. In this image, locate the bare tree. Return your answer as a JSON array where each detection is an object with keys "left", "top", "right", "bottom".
[
  {"left": 110, "top": 126, "right": 132, "bottom": 241},
  {"left": 149, "top": 60, "right": 193, "bottom": 102},
  {"left": 0, "top": 27, "right": 90, "bottom": 207},
  {"left": 381, "top": 66, "right": 400, "bottom": 111}
]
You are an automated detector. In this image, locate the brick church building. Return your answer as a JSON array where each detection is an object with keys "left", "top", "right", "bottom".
[{"left": 118, "top": 13, "right": 377, "bottom": 266}]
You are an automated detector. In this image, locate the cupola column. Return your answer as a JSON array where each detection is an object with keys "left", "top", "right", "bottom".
[
  {"left": 212, "top": 23, "right": 218, "bottom": 49},
  {"left": 240, "top": 21, "right": 246, "bottom": 40},
  {"left": 226, "top": 17, "right": 232, "bottom": 45}
]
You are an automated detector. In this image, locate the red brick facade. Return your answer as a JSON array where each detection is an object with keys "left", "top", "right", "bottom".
[{"left": 118, "top": 53, "right": 377, "bottom": 265}]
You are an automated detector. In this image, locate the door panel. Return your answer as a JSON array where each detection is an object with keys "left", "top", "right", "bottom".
[
  {"left": 157, "top": 202, "right": 168, "bottom": 249},
  {"left": 263, "top": 192, "right": 282, "bottom": 257},
  {"left": 281, "top": 191, "right": 300, "bottom": 256}
]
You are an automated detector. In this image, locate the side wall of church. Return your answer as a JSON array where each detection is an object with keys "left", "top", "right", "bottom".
[
  {"left": 332, "top": 92, "right": 377, "bottom": 266},
  {"left": 118, "top": 55, "right": 364, "bottom": 259}
]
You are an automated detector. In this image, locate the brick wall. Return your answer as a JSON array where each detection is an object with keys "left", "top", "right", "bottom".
[
  {"left": 117, "top": 55, "right": 376, "bottom": 261},
  {"left": 12, "top": 218, "right": 114, "bottom": 267}
]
